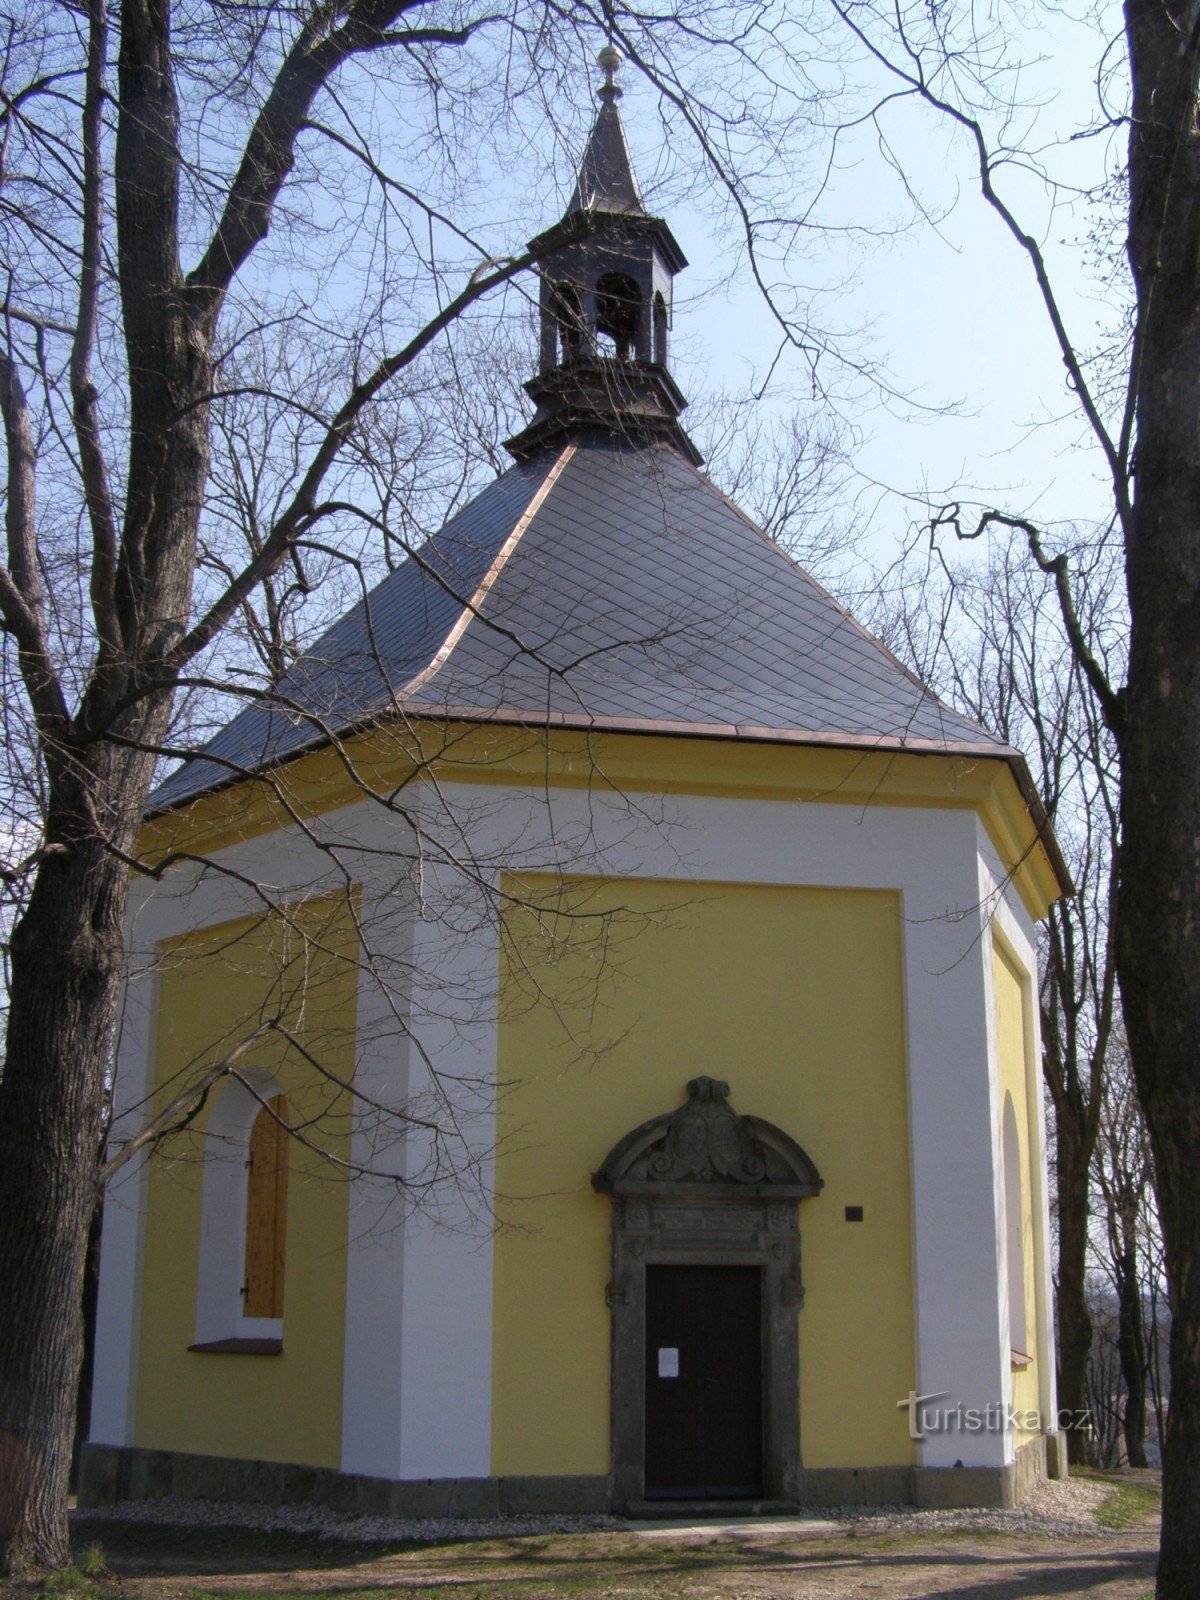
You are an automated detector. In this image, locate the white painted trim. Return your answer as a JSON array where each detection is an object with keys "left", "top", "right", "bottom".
[
  {"left": 896, "top": 822, "right": 1008, "bottom": 1469},
  {"left": 394, "top": 876, "right": 498, "bottom": 1479},
  {"left": 340, "top": 887, "right": 412, "bottom": 1478},
  {"left": 988, "top": 863, "right": 1059, "bottom": 1439}
]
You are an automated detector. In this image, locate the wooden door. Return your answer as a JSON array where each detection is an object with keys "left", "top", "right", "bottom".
[
  {"left": 644, "top": 1264, "right": 763, "bottom": 1499},
  {"left": 243, "top": 1095, "right": 288, "bottom": 1318}
]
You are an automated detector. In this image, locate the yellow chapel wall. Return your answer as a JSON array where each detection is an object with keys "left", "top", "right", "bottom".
[
  {"left": 992, "top": 937, "right": 1042, "bottom": 1443},
  {"left": 133, "top": 895, "right": 358, "bottom": 1467},
  {"left": 491, "top": 875, "right": 917, "bottom": 1476}
]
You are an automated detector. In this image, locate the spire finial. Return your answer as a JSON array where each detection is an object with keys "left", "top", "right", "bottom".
[{"left": 597, "top": 44, "right": 622, "bottom": 101}]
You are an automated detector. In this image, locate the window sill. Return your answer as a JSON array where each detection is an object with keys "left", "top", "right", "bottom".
[{"left": 188, "top": 1338, "right": 283, "bottom": 1356}]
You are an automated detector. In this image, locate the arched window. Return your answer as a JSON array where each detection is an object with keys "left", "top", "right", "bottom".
[
  {"left": 1002, "top": 1092, "right": 1028, "bottom": 1356},
  {"left": 551, "top": 282, "right": 584, "bottom": 364},
  {"left": 193, "top": 1071, "right": 290, "bottom": 1350},
  {"left": 595, "top": 272, "right": 642, "bottom": 361},
  {"left": 243, "top": 1095, "right": 289, "bottom": 1318},
  {"left": 653, "top": 291, "right": 668, "bottom": 364}
]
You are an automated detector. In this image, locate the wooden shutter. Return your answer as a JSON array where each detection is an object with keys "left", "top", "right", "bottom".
[{"left": 243, "top": 1095, "right": 289, "bottom": 1318}]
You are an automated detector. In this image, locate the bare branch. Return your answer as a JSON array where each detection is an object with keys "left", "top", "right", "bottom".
[
  {"left": 188, "top": 2, "right": 506, "bottom": 311},
  {"left": 158, "top": 236, "right": 569, "bottom": 680},
  {"left": 71, "top": 0, "right": 121, "bottom": 663},
  {"left": 98, "top": 1024, "right": 274, "bottom": 1187},
  {"left": 935, "top": 505, "right": 1125, "bottom": 740},
  {"left": 829, "top": 0, "right": 1133, "bottom": 533},
  {"left": 0, "top": 346, "right": 71, "bottom": 737}
]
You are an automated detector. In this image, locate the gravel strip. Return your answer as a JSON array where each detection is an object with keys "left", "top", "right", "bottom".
[
  {"left": 75, "top": 1497, "right": 624, "bottom": 1545},
  {"left": 75, "top": 1475, "right": 1121, "bottom": 1546},
  {"left": 817, "top": 1474, "right": 1115, "bottom": 1538}
]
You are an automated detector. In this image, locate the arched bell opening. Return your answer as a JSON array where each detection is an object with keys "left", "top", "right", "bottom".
[
  {"left": 551, "top": 281, "right": 585, "bottom": 365},
  {"left": 653, "top": 291, "right": 669, "bottom": 365},
  {"left": 593, "top": 1077, "right": 823, "bottom": 1511},
  {"left": 594, "top": 271, "right": 643, "bottom": 361}
]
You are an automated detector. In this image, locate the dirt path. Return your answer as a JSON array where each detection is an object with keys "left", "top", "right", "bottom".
[{"left": 66, "top": 1506, "right": 1161, "bottom": 1600}]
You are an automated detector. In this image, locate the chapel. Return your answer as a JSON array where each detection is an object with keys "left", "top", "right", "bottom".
[{"left": 82, "top": 54, "right": 1069, "bottom": 1517}]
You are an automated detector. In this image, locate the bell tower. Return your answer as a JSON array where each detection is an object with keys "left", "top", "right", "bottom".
[{"left": 505, "top": 49, "right": 702, "bottom": 465}]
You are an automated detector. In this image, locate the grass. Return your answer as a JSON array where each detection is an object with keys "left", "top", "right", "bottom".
[
  {"left": 1095, "top": 1482, "right": 1162, "bottom": 1530},
  {"left": 1069, "top": 1465, "right": 1162, "bottom": 1531},
  {"left": 16, "top": 1544, "right": 112, "bottom": 1600}
]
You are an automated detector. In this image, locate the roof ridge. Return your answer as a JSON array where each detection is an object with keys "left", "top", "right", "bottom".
[{"left": 398, "top": 443, "right": 577, "bottom": 700}]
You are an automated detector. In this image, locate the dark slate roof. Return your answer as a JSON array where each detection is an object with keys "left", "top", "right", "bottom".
[
  {"left": 566, "top": 90, "right": 645, "bottom": 216},
  {"left": 152, "top": 435, "right": 1015, "bottom": 812}
]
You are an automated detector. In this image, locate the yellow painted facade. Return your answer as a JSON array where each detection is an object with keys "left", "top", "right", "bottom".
[
  {"left": 993, "top": 939, "right": 1042, "bottom": 1442},
  {"left": 134, "top": 896, "right": 359, "bottom": 1467},
  {"left": 122, "top": 735, "right": 1058, "bottom": 1485},
  {"left": 492, "top": 875, "right": 917, "bottom": 1475}
]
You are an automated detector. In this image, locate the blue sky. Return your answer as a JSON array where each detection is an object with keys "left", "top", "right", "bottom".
[
  {"left": 204, "top": 3, "right": 1128, "bottom": 590},
  {"left": 595, "top": 2, "right": 1127, "bottom": 554}
]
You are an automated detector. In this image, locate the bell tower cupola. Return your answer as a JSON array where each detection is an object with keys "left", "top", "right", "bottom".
[{"left": 505, "top": 49, "right": 702, "bottom": 464}]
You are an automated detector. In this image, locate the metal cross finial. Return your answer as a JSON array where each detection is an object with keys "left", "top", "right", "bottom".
[{"left": 597, "top": 44, "right": 622, "bottom": 100}]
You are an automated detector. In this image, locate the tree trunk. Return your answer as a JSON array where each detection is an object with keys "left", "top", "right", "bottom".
[
  {"left": 1120, "top": 287, "right": 1200, "bottom": 1585},
  {"left": 1121, "top": 520, "right": 1200, "bottom": 1577},
  {"left": 1055, "top": 1138, "right": 1095, "bottom": 1462},
  {"left": 0, "top": 831, "right": 132, "bottom": 1573},
  {"left": 0, "top": 75, "right": 215, "bottom": 1561},
  {"left": 1131, "top": 1092, "right": 1200, "bottom": 1591},
  {"left": 1121, "top": 0, "right": 1200, "bottom": 1584},
  {"left": 74, "top": 1195, "right": 106, "bottom": 1487},
  {"left": 1120, "top": 324, "right": 1200, "bottom": 1576},
  {"left": 1115, "top": 1240, "right": 1150, "bottom": 1469},
  {"left": 0, "top": 65, "right": 212, "bottom": 1548}
]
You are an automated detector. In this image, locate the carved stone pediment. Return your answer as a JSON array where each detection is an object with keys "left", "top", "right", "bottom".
[
  {"left": 595, "top": 1078, "right": 820, "bottom": 1510},
  {"left": 592, "top": 1077, "right": 823, "bottom": 1199}
]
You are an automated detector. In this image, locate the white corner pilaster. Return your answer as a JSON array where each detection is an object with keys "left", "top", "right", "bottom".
[
  {"left": 987, "top": 839, "right": 1060, "bottom": 1443},
  {"left": 900, "top": 817, "right": 1009, "bottom": 1469},
  {"left": 340, "top": 885, "right": 416, "bottom": 1478},
  {"left": 394, "top": 865, "right": 498, "bottom": 1480}
]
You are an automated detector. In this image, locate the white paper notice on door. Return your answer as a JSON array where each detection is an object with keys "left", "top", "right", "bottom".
[{"left": 657, "top": 1346, "right": 680, "bottom": 1378}]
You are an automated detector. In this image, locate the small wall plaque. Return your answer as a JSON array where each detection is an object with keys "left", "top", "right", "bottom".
[{"left": 657, "top": 1346, "right": 680, "bottom": 1378}]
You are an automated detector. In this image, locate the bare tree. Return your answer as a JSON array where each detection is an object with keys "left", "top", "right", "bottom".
[
  {"left": 1093, "top": 1040, "right": 1156, "bottom": 1469},
  {"left": 871, "top": 525, "right": 1126, "bottom": 1465},
  {"left": 1082, "top": 1035, "right": 1167, "bottom": 1471},
  {"left": 877, "top": 525, "right": 1171, "bottom": 1480},
  {"left": 814, "top": 0, "right": 1200, "bottom": 1582},
  {"left": 197, "top": 316, "right": 532, "bottom": 694},
  {"left": 691, "top": 391, "right": 861, "bottom": 576},
  {"left": 0, "top": 0, "right": 840, "bottom": 1574}
]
